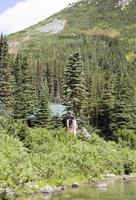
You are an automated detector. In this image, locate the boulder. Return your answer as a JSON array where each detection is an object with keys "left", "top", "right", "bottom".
[
  {"left": 60, "top": 186, "right": 67, "bottom": 190},
  {"left": 41, "top": 186, "right": 61, "bottom": 194},
  {"left": 71, "top": 183, "right": 79, "bottom": 188}
]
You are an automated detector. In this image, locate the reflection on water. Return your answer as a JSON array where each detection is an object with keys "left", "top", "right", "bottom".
[{"left": 19, "top": 179, "right": 136, "bottom": 200}]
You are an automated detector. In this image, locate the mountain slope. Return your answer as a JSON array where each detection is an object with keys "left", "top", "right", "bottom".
[{"left": 9, "top": 0, "right": 136, "bottom": 53}]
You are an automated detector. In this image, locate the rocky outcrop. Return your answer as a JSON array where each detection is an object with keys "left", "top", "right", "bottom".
[{"left": 38, "top": 18, "right": 66, "bottom": 34}]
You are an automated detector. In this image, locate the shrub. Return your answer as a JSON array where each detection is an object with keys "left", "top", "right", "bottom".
[
  {"left": 115, "top": 129, "right": 136, "bottom": 149},
  {"left": 1, "top": 125, "right": 136, "bottom": 196},
  {"left": 24, "top": 128, "right": 136, "bottom": 185},
  {"left": 0, "top": 117, "right": 30, "bottom": 141},
  {"left": 0, "top": 133, "right": 37, "bottom": 195}
]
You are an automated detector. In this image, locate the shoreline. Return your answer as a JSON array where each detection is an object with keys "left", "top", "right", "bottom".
[
  {"left": 5, "top": 174, "right": 136, "bottom": 199},
  {"left": 37, "top": 174, "right": 136, "bottom": 199}
]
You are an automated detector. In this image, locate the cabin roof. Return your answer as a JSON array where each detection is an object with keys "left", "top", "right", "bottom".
[{"left": 49, "top": 104, "right": 66, "bottom": 116}]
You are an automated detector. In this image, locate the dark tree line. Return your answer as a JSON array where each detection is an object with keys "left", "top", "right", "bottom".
[
  {"left": 0, "top": 34, "right": 51, "bottom": 127},
  {"left": 0, "top": 33, "right": 136, "bottom": 142}
]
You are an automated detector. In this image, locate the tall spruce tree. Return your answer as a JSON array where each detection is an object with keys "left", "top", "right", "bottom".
[
  {"left": 0, "top": 34, "right": 14, "bottom": 116},
  {"left": 97, "top": 64, "right": 114, "bottom": 138},
  {"left": 13, "top": 52, "right": 36, "bottom": 119},
  {"left": 35, "top": 62, "right": 51, "bottom": 128},
  {"left": 111, "top": 66, "right": 136, "bottom": 133},
  {"left": 64, "top": 52, "right": 87, "bottom": 117}
]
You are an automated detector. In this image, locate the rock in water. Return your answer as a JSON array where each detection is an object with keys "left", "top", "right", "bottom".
[
  {"left": 41, "top": 186, "right": 61, "bottom": 194},
  {"left": 72, "top": 183, "right": 79, "bottom": 188},
  {"left": 61, "top": 186, "right": 67, "bottom": 190}
]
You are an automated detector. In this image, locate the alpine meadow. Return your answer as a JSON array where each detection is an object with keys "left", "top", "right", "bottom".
[{"left": 0, "top": 0, "right": 136, "bottom": 199}]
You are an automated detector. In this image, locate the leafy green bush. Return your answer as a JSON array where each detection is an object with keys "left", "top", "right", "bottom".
[
  {"left": 120, "top": 148, "right": 136, "bottom": 175},
  {"left": 115, "top": 129, "right": 136, "bottom": 149},
  {"left": 1, "top": 123, "right": 136, "bottom": 196},
  {"left": 0, "top": 132, "right": 37, "bottom": 195},
  {"left": 24, "top": 129, "right": 136, "bottom": 186},
  {"left": 0, "top": 117, "right": 30, "bottom": 141}
]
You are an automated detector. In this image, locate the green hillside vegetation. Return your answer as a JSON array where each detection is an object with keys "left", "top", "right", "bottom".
[
  {"left": 9, "top": 0, "right": 136, "bottom": 41},
  {"left": 0, "top": 0, "right": 136, "bottom": 198}
]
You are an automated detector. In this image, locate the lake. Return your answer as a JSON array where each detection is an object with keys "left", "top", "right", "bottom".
[{"left": 20, "top": 178, "right": 136, "bottom": 200}]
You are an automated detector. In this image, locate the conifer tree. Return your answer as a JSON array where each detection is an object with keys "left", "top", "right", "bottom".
[
  {"left": 97, "top": 64, "right": 114, "bottom": 138},
  {"left": 64, "top": 52, "right": 87, "bottom": 117},
  {"left": 0, "top": 34, "right": 14, "bottom": 116},
  {"left": 46, "top": 62, "right": 54, "bottom": 101},
  {"left": 35, "top": 62, "right": 51, "bottom": 128},
  {"left": 13, "top": 52, "right": 36, "bottom": 119},
  {"left": 51, "top": 114, "right": 62, "bottom": 129},
  {"left": 111, "top": 66, "right": 136, "bottom": 133}
]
